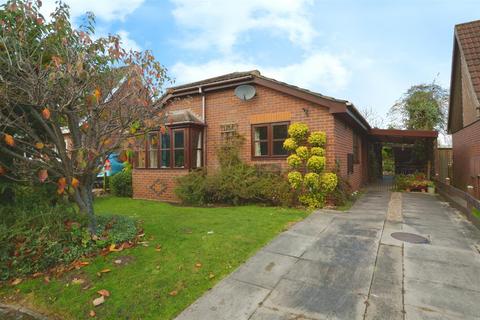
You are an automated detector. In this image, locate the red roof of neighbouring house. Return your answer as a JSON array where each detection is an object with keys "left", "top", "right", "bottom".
[{"left": 455, "top": 20, "right": 480, "bottom": 101}]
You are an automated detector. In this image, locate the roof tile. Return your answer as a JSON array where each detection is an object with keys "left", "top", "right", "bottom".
[{"left": 456, "top": 20, "right": 480, "bottom": 101}]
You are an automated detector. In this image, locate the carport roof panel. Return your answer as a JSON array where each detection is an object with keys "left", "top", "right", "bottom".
[{"left": 369, "top": 128, "right": 438, "bottom": 143}]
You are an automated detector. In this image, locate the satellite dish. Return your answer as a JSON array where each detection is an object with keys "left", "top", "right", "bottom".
[{"left": 234, "top": 85, "right": 256, "bottom": 101}]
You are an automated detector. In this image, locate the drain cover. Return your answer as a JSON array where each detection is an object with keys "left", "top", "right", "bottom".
[{"left": 391, "top": 232, "right": 429, "bottom": 244}]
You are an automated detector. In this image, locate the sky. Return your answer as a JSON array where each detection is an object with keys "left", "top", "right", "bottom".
[{"left": 4, "top": 0, "right": 480, "bottom": 126}]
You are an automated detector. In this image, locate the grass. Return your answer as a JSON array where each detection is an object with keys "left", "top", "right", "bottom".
[{"left": 0, "top": 197, "right": 307, "bottom": 319}]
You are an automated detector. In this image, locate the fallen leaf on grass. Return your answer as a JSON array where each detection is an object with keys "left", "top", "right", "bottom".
[
  {"left": 195, "top": 263, "right": 202, "bottom": 268},
  {"left": 209, "top": 273, "right": 215, "bottom": 279},
  {"left": 89, "top": 310, "right": 96, "bottom": 317},
  {"left": 71, "top": 278, "right": 85, "bottom": 285},
  {"left": 100, "top": 269, "right": 111, "bottom": 273},
  {"left": 109, "top": 244, "right": 124, "bottom": 252},
  {"left": 168, "top": 290, "right": 178, "bottom": 296},
  {"left": 114, "top": 259, "right": 122, "bottom": 264},
  {"left": 73, "top": 261, "right": 90, "bottom": 269},
  {"left": 155, "top": 245, "right": 162, "bottom": 252},
  {"left": 92, "top": 295, "right": 105, "bottom": 306},
  {"left": 11, "top": 278, "right": 22, "bottom": 286},
  {"left": 44, "top": 276, "right": 50, "bottom": 284},
  {"left": 97, "top": 289, "right": 110, "bottom": 297}
]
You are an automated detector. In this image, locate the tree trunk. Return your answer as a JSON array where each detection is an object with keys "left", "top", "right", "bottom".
[{"left": 74, "top": 178, "right": 97, "bottom": 234}]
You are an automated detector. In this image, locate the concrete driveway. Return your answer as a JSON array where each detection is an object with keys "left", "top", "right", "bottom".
[{"left": 175, "top": 191, "right": 480, "bottom": 320}]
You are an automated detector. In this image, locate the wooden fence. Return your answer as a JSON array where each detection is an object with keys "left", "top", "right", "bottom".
[
  {"left": 435, "top": 179, "right": 480, "bottom": 229},
  {"left": 435, "top": 148, "right": 453, "bottom": 182}
]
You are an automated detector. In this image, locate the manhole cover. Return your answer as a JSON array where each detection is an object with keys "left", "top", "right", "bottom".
[{"left": 391, "top": 232, "right": 429, "bottom": 244}]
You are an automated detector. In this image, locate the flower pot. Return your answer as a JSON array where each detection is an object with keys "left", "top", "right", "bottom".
[{"left": 428, "top": 186, "right": 435, "bottom": 194}]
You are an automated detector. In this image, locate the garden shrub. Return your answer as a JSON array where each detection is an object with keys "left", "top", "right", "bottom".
[
  {"left": 175, "top": 137, "right": 294, "bottom": 206},
  {"left": 175, "top": 169, "right": 208, "bottom": 205},
  {"left": 285, "top": 123, "right": 337, "bottom": 209},
  {"left": 288, "top": 123, "right": 309, "bottom": 141},
  {"left": 287, "top": 154, "right": 302, "bottom": 169},
  {"left": 307, "top": 131, "right": 326, "bottom": 147},
  {"left": 110, "top": 170, "right": 133, "bottom": 197},
  {"left": 0, "top": 183, "right": 138, "bottom": 280}
]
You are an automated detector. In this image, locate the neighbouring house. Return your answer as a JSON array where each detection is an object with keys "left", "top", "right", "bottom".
[
  {"left": 131, "top": 70, "right": 371, "bottom": 201},
  {"left": 448, "top": 19, "right": 480, "bottom": 199}
]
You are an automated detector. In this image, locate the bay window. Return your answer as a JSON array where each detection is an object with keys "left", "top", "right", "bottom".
[
  {"left": 252, "top": 122, "right": 289, "bottom": 158},
  {"left": 134, "top": 125, "right": 203, "bottom": 170}
]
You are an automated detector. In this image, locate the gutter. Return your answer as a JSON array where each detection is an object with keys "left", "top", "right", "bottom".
[{"left": 171, "top": 75, "right": 254, "bottom": 94}]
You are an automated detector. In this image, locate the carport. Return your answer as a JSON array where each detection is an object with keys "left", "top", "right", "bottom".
[{"left": 367, "top": 129, "right": 438, "bottom": 181}]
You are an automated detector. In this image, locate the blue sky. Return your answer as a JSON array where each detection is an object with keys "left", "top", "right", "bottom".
[{"left": 10, "top": 0, "right": 480, "bottom": 125}]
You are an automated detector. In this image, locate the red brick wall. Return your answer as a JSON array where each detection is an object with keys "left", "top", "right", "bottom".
[
  {"left": 203, "top": 85, "right": 335, "bottom": 171},
  {"left": 333, "top": 117, "right": 368, "bottom": 191},
  {"left": 132, "top": 84, "right": 367, "bottom": 202},
  {"left": 132, "top": 169, "right": 189, "bottom": 202},
  {"left": 452, "top": 120, "right": 480, "bottom": 198}
]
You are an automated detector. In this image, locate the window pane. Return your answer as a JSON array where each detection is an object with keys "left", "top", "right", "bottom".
[
  {"left": 273, "top": 124, "right": 288, "bottom": 139},
  {"left": 273, "top": 141, "right": 288, "bottom": 155},
  {"left": 148, "top": 133, "right": 158, "bottom": 168},
  {"left": 254, "top": 126, "right": 268, "bottom": 140},
  {"left": 254, "top": 141, "right": 268, "bottom": 156},
  {"left": 161, "top": 132, "right": 170, "bottom": 149},
  {"left": 174, "top": 149, "right": 185, "bottom": 167},
  {"left": 137, "top": 150, "right": 146, "bottom": 168},
  {"left": 174, "top": 130, "right": 184, "bottom": 148},
  {"left": 160, "top": 150, "right": 170, "bottom": 168},
  {"left": 191, "top": 130, "right": 203, "bottom": 168}
]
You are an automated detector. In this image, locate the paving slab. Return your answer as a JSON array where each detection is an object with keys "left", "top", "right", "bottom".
[
  {"left": 262, "top": 278, "right": 368, "bottom": 320},
  {"left": 404, "top": 256, "right": 480, "bottom": 292},
  {"left": 364, "top": 296, "right": 403, "bottom": 320},
  {"left": 231, "top": 250, "right": 298, "bottom": 289},
  {"left": 175, "top": 278, "right": 270, "bottom": 320},
  {"left": 249, "top": 306, "right": 316, "bottom": 320},
  {"left": 283, "top": 258, "right": 374, "bottom": 294},
  {"left": 404, "top": 278, "right": 480, "bottom": 318},
  {"left": 263, "top": 232, "right": 318, "bottom": 257}
]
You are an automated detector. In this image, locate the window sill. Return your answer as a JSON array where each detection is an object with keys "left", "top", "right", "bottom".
[{"left": 251, "top": 156, "right": 288, "bottom": 161}]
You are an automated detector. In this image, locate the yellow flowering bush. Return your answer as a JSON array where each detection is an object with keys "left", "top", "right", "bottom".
[
  {"left": 295, "top": 146, "right": 309, "bottom": 160},
  {"left": 310, "top": 147, "right": 325, "bottom": 156},
  {"left": 287, "top": 154, "right": 302, "bottom": 169},
  {"left": 304, "top": 172, "right": 320, "bottom": 190},
  {"left": 287, "top": 171, "right": 303, "bottom": 190},
  {"left": 307, "top": 156, "right": 326, "bottom": 173},
  {"left": 283, "top": 138, "right": 297, "bottom": 151},
  {"left": 320, "top": 172, "right": 338, "bottom": 192},
  {"left": 298, "top": 194, "right": 324, "bottom": 209},
  {"left": 308, "top": 131, "right": 326, "bottom": 147},
  {"left": 284, "top": 122, "right": 336, "bottom": 209},
  {"left": 287, "top": 123, "right": 309, "bottom": 141}
]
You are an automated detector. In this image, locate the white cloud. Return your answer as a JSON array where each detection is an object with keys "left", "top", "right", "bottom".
[
  {"left": 170, "top": 0, "right": 316, "bottom": 53},
  {"left": 117, "top": 30, "right": 141, "bottom": 52},
  {"left": 38, "top": 0, "right": 144, "bottom": 22},
  {"left": 171, "top": 52, "right": 350, "bottom": 95}
]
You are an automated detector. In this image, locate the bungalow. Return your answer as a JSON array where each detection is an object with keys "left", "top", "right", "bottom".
[
  {"left": 448, "top": 20, "right": 480, "bottom": 199},
  {"left": 131, "top": 70, "right": 371, "bottom": 202}
]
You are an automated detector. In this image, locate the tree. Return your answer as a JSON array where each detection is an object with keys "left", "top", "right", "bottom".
[
  {"left": 389, "top": 83, "right": 448, "bottom": 131},
  {"left": 0, "top": 1, "right": 168, "bottom": 231},
  {"left": 360, "top": 106, "right": 385, "bottom": 129}
]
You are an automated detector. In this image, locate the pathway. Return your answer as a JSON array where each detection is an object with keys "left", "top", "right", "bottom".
[{"left": 175, "top": 191, "right": 480, "bottom": 320}]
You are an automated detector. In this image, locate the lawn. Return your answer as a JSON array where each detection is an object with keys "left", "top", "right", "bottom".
[{"left": 0, "top": 197, "right": 307, "bottom": 319}]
